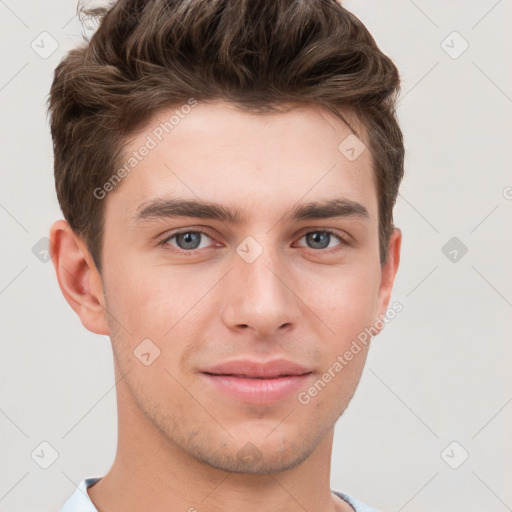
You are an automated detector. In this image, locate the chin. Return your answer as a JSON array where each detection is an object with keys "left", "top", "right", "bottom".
[{"left": 194, "top": 442, "right": 313, "bottom": 475}]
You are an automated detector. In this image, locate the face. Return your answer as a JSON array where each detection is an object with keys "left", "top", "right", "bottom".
[{"left": 97, "top": 100, "right": 399, "bottom": 474}]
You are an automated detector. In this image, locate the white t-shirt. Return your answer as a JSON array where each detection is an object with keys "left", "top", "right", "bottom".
[{"left": 59, "top": 477, "right": 380, "bottom": 512}]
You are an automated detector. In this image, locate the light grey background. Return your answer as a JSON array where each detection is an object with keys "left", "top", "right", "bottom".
[{"left": 1, "top": 1, "right": 511, "bottom": 511}]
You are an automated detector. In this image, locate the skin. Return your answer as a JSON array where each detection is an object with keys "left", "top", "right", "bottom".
[{"left": 50, "top": 100, "right": 401, "bottom": 512}]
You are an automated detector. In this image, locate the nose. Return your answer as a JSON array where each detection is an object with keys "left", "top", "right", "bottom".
[{"left": 220, "top": 241, "right": 300, "bottom": 339}]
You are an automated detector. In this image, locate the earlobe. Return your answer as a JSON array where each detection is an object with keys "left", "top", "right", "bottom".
[{"left": 49, "top": 219, "right": 109, "bottom": 335}]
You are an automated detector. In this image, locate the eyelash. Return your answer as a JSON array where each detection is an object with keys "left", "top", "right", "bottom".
[{"left": 159, "top": 228, "right": 350, "bottom": 255}]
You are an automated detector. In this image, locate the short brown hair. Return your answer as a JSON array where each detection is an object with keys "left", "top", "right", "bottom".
[{"left": 48, "top": 0, "right": 404, "bottom": 272}]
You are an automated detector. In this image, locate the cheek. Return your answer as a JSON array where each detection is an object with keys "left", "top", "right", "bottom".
[
  {"left": 299, "top": 259, "right": 381, "bottom": 332},
  {"left": 103, "top": 257, "right": 214, "bottom": 345},
  {"left": 111, "top": 274, "right": 158, "bottom": 327},
  {"left": 299, "top": 262, "right": 380, "bottom": 395}
]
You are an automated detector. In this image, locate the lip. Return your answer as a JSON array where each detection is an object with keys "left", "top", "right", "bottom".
[
  {"left": 199, "top": 358, "right": 313, "bottom": 404},
  {"left": 200, "top": 358, "right": 312, "bottom": 378}
]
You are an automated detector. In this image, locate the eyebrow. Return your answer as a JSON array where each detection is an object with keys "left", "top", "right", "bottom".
[{"left": 133, "top": 197, "right": 370, "bottom": 225}]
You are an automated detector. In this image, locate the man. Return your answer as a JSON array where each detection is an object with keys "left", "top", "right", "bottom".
[{"left": 49, "top": 1, "right": 403, "bottom": 510}]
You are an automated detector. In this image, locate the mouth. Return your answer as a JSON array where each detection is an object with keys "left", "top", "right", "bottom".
[
  {"left": 200, "top": 358, "right": 312, "bottom": 378},
  {"left": 202, "top": 372, "right": 312, "bottom": 379},
  {"left": 198, "top": 358, "right": 314, "bottom": 404}
]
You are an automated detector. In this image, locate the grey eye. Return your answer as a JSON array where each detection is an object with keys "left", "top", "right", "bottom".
[
  {"left": 305, "top": 231, "right": 335, "bottom": 249},
  {"left": 172, "top": 232, "right": 205, "bottom": 250}
]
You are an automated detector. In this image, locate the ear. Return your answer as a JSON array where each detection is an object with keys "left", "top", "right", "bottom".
[
  {"left": 373, "top": 227, "right": 402, "bottom": 330},
  {"left": 49, "top": 219, "right": 109, "bottom": 335}
]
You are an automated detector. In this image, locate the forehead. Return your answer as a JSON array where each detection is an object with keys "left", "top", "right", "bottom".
[{"left": 106, "top": 100, "right": 377, "bottom": 224}]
